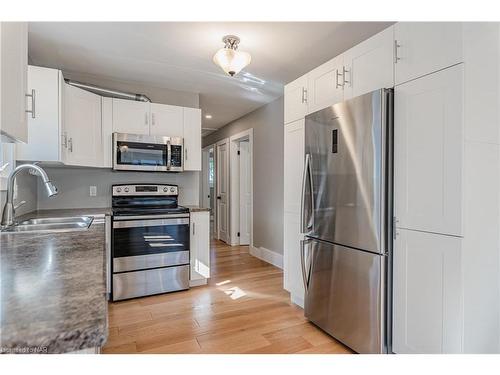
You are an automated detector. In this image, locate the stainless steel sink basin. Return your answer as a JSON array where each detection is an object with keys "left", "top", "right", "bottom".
[{"left": 1, "top": 216, "right": 93, "bottom": 233}]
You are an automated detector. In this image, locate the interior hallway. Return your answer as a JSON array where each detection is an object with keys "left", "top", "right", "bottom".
[{"left": 103, "top": 239, "right": 352, "bottom": 354}]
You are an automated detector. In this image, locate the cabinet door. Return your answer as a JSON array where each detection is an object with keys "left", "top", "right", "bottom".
[
  {"left": 101, "top": 97, "right": 113, "bottom": 168},
  {"left": 64, "top": 84, "right": 103, "bottom": 167},
  {"left": 395, "top": 22, "right": 463, "bottom": 85},
  {"left": 284, "top": 119, "right": 305, "bottom": 214},
  {"left": 394, "top": 64, "right": 463, "bottom": 236},
  {"left": 0, "top": 22, "right": 28, "bottom": 142},
  {"left": 393, "top": 229, "right": 463, "bottom": 353},
  {"left": 17, "top": 66, "right": 62, "bottom": 162},
  {"left": 343, "top": 26, "right": 394, "bottom": 100},
  {"left": 112, "top": 98, "right": 150, "bottom": 135},
  {"left": 183, "top": 107, "right": 201, "bottom": 171},
  {"left": 150, "top": 103, "right": 183, "bottom": 136},
  {"left": 190, "top": 211, "right": 210, "bottom": 280},
  {"left": 307, "top": 55, "right": 344, "bottom": 113},
  {"left": 284, "top": 75, "right": 308, "bottom": 124},
  {"left": 284, "top": 212, "right": 304, "bottom": 307}
]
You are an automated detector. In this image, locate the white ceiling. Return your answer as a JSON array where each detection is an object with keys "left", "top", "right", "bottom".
[{"left": 28, "top": 22, "right": 393, "bottom": 131}]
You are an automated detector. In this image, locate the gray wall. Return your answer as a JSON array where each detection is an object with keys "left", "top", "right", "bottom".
[
  {"left": 0, "top": 168, "right": 38, "bottom": 217},
  {"left": 62, "top": 71, "right": 200, "bottom": 109},
  {"left": 37, "top": 167, "right": 199, "bottom": 210},
  {"left": 203, "top": 96, "right": 284, "bottom": 255}
]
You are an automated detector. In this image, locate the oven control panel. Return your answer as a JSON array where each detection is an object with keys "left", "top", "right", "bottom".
[{"left": 112, "top": 184, "right": 178, "bottom": 196}]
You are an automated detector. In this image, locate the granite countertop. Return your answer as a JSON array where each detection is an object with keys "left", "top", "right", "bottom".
[
  {"left": 0, "top": 208, "right": 111, "bottom": 354},
  {"left": 182, "top": 205, "right": 211, "bottom": 213}
]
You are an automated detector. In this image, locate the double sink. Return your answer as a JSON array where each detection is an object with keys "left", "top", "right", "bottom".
[{"left": 1, "top": 216, "right": 94, "bottom": 233}]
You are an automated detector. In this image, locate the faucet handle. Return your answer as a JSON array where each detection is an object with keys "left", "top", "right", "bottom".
[{"left": 14, "top": 200, "right": 26, "bottom": 210}]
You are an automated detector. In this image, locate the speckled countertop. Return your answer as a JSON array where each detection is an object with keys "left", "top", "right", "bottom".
[{"left": 0, "top": 208, "right": 111, "bottom": 354}]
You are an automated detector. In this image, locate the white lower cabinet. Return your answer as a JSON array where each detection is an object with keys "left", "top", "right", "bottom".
[
  {"left": 393, "top": 229, "right": 463, "bottom": 353},
  {"left": 190, "top": 211, "right": 211, "bottom": 282},
  {"left": 284, "top": 212, "right": 304, "bottom": 307},
  {"left": 63, "top": 84, "right": 103, "bottom": 167}
]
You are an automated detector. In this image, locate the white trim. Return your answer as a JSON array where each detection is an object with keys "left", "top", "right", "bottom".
[
  {"left": 229, "top": 128, "right": 254, "bottom": 248},
  {"left": 250, "top": 246, "right": 283, "bottom": 269},
  {"left": 290, "top": 294, "right": 304, "bottom": 309},
  {"left": 189, "top": 278, "right": 208, "bottom": 287}
]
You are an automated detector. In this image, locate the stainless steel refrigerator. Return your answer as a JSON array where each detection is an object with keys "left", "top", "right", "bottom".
[{"left": 300, "top": 88, "right": 393, "bottom": 354}]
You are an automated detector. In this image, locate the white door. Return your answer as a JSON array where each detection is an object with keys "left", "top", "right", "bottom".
[
  {"left": 112, "top": 98, "right": 150, "bottom": 135},
  {"left": 190, "top": 211, "right": 211, "bottom": 281},
  {"left": 393, "top": 229, "right": 463, "bottom": 353},
  {"left": 216, "top": 139, "right": 229, "bottom": 243},
  {"left": 395, "top": 22, "right": 463, "bottom": 85},
  {"left": 343, "top": 26, "right": 394, "bottom": 100},
  {"left": 284, "top": 212, "right": 304, "bottom": 307},
  {"left": 283, "top": 119, "right": 305, "bottom": 214},
  {"left": 183, "top": 107, "right": 202, "bottom": 171},
  {"left": 0, "top": 22, "right": 28, "bottom": 142},
  {"left": 17, "top": 66, "right": 62, "bottom": 162},
  {"left": 394, "top": 64, "right": 463, "bottom": 236},
  {"left": 239, "top": 140, "right": 251, "bottom": 245},
  {"left": 284, "top": 75, "right": 308, "bottom": 124},
  {"left": 150, "top": 103, "right": 183, "bottom": 136},
  {"left": 63, "top": 84, "right": 103, "bottom": 167},
  {"left": 307, "top": 55, "right": 344, "bottom": 114}
]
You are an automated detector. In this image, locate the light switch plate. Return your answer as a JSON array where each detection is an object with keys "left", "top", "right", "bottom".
[{"left": 89, "top": 186, "right": 97, "bottom": 197}]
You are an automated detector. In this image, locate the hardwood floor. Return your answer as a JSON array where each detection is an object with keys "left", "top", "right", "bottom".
[{"left": 103, "top": 239, "right": 353, "bottom": 354}]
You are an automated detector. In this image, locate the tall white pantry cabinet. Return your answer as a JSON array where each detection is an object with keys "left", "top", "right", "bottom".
[{"left": 283, "top": 23, "right": 500, "bottom": 353}]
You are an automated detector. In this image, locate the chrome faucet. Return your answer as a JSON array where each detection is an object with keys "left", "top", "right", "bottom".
[{"left": 1, "top": 164, "right": 58, "bottom": 227}]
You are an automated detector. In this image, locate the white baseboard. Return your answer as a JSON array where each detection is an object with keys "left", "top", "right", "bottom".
[
  {"left": 290, "top": 293, "right": 304, "bottom": 309},
  {"left": 189, "top": 278, "right": 208, "bottom": 287},
  {"left": 250, "top": 246, "right": 283, "bottom": 269}
]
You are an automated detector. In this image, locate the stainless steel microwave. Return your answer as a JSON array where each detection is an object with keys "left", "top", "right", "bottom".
[{"left": 113, "top": 133, "right": 183, "bottom": 172}]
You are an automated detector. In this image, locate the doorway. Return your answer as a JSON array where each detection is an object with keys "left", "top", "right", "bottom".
[
  {"left": 216, "top": 138, "right": 230, "bottom": 243},
  {"left": 202, "top": 145, "right": 216, "bottom": 236},
  {"left": 229, "top": 129, "right": 253, "bottom": 247}
]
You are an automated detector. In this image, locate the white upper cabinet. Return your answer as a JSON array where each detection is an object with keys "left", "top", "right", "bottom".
[
  {"left": 101, "top": 97, "right": 113, "bottom": 168},
  {"left": 112, "top": 98, "right": 150, "bottom": 135},
  {"left": 393, "top": 229, "right": 463, "bottom": 353},
  {"left": 190, "top": 211, "right": 210, "bottom": 281},
  {"left": 306, "top": 55, "right": 344, "bottom": 114},
  {"left": 284, "top": 119, "right": 305, "bottom": 214},
  {"left": 17, "top": 66, "right": 63, "bottom": 162},
  {"left": 0, "top": 22, "right": 28, "bottom": 143},
  {"left": 394, "top": 64, "right": 463, "bottom": 237},
  {"left": 63, "top": 84, "right": 103, "bottom": 167},
  {"left": 150, "top": 103, "right": 183, "bottom": 136},
  {"left": 343, "top": 26, "right": 394, "bottom": 100},
  {"left": 183, "top": 107, "right": 201, "bottom": 171},
  {"left": 284, "top": 75, "right": 308, "bottom": 124},
  {"left": 394, "top": 22, "right": 463, "bottom": 85}
]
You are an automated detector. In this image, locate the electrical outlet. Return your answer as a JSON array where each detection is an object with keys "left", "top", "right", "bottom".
[{"left": 89, "top": 186, "right": 97, "bottom": 197}]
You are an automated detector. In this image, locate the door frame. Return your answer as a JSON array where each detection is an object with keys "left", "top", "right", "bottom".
[
  {"left": 229, "top": 128, "right": 254, "bottom": 247},
  {"left": 215, "top": 138, "right": 229, "bottom": 242},
  {"left": 201, "top": 144, "right": 215, "bottom": 235}
]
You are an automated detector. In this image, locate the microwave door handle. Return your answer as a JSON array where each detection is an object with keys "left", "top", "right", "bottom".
[{"left": 167, "top": 140, "right": 172, "bottom": 170}]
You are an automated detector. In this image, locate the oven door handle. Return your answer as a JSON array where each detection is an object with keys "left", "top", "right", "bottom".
[
  {"left": 167, "top": 139, "right": 172, "bottom": 171},
  {"left": 113, "top": 218, "right": 189, "bottom": 228},
  {"left": 113, "top": 214, "right": 190, "bottom": 221}
]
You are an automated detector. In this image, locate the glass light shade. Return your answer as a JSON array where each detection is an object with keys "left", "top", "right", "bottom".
[{"left": 213, "top": 48, "right": 251, "bottom": 77}]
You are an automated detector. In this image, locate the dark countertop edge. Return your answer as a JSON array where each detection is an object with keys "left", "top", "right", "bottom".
[{"left": 182, "top": 206, "right": 211, "bottom": 213}]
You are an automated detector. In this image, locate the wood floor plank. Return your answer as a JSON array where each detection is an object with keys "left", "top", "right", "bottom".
[{"left": 102, "top": 238, "right": 352, "bottom": 354}]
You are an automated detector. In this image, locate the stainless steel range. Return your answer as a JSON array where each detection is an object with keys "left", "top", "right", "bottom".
[{"left": 111, "top": 184, "right": 190, "bottom": 301}]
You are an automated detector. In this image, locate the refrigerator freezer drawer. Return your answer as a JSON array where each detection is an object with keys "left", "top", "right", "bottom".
[
  {"left": 304, "top": 239, "right": 385, "bottom": 353},
  {"left": 112, "top": 264, "right": 189, "bottom": 301}
]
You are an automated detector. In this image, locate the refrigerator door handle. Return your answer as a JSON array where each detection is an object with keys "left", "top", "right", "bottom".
[
  {"left": 301, "top": 153, "right": 314, "bottom": 234},
  {"left": 300, "top": 239, "right": 313, "bottom": 292}
]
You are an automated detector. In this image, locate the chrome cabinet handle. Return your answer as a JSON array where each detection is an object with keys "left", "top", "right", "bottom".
[
  {"left": 68, "top": 138, "right": 73, "bottom": 152},
  {"left": 145, "top": 113, "right": 149, "bottom": 126},
  {"left": 61, "top": 133, "right": 68, "bottom": 148},
  {"left": 301, "top": 87, "right": 308, "bottom": 104},
  {"left": 394, "top": 40, "right": 401, "bottom": 63},
  {"left": 192, "top": 222, "right": 195, "bottom": 236},
  {"left": 185, "top": 148, "right": 188, "bottom": 161},
  {"left": 335, "top": 69, "right": 344, "bottom": 89},
  {"left": 300, "top": 239, "right": 313, "bottom": 292},
  {"left": 151, "top": 113, "right": 155, "bottom": 126},
  {"left": 25, "top": 89, "right": 36, "bottom": 118},
  {"left": 343, "top": 66, "right": 351, "bottom": 87}
]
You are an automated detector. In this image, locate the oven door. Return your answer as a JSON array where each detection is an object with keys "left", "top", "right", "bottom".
[
  {"left": 112, "top": 215, "right": 190, "bottom": 272},
  {"left": 113, "top": 133, "right": 170, "bottom": 172}
]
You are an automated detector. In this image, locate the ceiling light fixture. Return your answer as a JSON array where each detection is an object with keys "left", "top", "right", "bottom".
[
  {"left": 213, "top": 35, "right": 251, "bottom": 77},
  {"left": 205, "top": 114, "right": 212, "bottom": 119}
]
